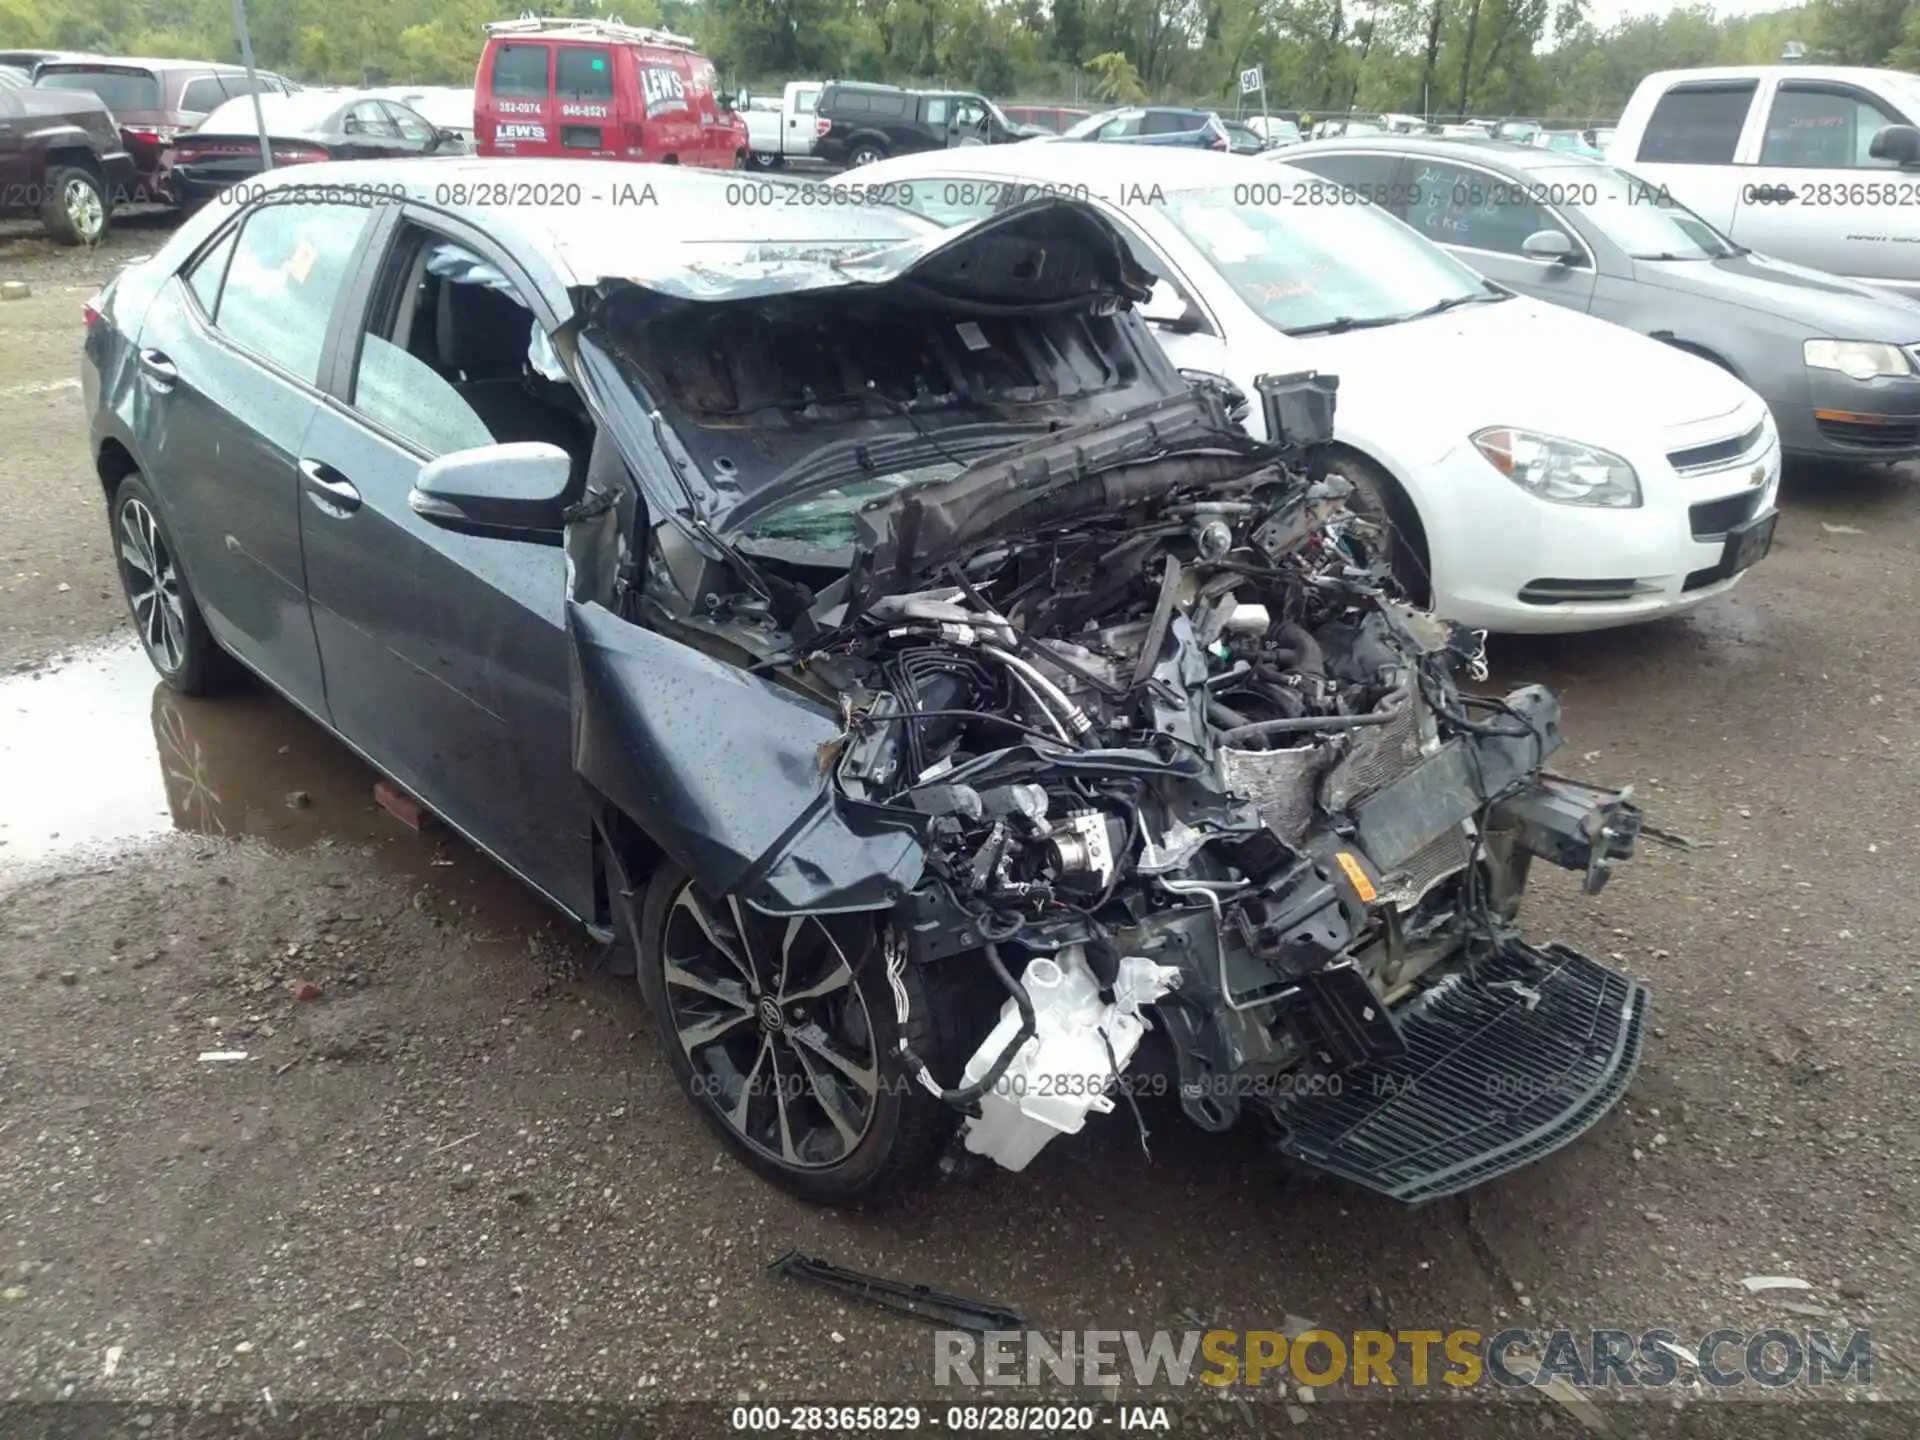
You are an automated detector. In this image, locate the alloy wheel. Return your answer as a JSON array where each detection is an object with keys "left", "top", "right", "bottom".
[
  {"left": 64, "top": 177, "right": 104, "bottom": 241},
  {"left": 660, "top": 882, "right": 879, "bottom": 1168},
  {"left": 118, "top": 497, "right": 187, "bottom": 673}
]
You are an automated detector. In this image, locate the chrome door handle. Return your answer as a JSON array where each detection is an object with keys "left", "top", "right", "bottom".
[
  {"left": 298, "top": 458, "right": 361, "bottom": 513},
  {"left": 138, "top": 349, "right": 177, "bottom": 390}
]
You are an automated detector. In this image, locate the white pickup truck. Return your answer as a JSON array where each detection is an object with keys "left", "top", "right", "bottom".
[
  {"left": 1607, "top": 65, "right": 1920, "bottom": 299},
  {"left": 742, "top": 81, "right": 823, "bottom": 169}
]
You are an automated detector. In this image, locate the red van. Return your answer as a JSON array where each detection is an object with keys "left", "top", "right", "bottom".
[{"left": 474, "top": 16, "right": 746, "bottom": 168}]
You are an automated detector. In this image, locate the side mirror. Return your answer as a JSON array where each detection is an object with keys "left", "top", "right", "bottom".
[
  {"left": 1868, "top": 123, "right": 1920, "bottom": 167},
  {"left": 1521, "top": 228, "right": 1577, "bottom": 263},
  {"left": 1141, "top": 278, "right": 1204, "bottom": 333},
  {"left": 409, "top": 442, "right": 572, "bottom": 539}
]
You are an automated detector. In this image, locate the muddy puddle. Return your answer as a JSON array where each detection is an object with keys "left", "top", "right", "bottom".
[{"left": 0, "top": 642, "right": 574, "bottom": 943}]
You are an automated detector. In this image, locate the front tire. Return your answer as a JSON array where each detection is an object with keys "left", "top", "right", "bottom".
[
  {"left": 1330, "top": 455, "right": 1432, "bottom": 608},
  {"left": 630, "top": 861, "right": 979, "bottom": 1205},
  {"left": 41, "top": 166, "right": 109, "bottom": 246},
  {"left": 110, "top": 475, "right": 237, "bottom": 694},
  {"left": 750, "top": 150, "right": 783, "bottom": 170}
]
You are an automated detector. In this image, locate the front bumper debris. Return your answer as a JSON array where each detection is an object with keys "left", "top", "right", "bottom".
[{"left": 1270, "top": 942, "right": 1647, "bottom": 1203}]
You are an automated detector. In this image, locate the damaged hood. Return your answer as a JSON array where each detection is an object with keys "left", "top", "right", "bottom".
[
  {"left": 576, "top": 194, "right": 1155, "bottom": 312},
  {"left": 575, "top": 196, "right": 1174, "bottom": 538}
]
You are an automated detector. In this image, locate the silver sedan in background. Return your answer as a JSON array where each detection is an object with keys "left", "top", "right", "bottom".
[{"left": 1284, "top": 135, "right": 1920, "bottom": 463}]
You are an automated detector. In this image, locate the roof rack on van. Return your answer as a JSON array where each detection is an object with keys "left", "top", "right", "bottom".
[{"left": 482, "top": 14, "right": 699, "bottom": 50}]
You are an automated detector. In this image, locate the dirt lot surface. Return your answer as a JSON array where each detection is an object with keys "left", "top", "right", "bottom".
[{"left": 1, "top": 215, "right": 1916, "bottom": 1438}]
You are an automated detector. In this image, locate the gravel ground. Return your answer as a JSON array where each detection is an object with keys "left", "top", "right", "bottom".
[{"left": 1, "top": 219, "right": 1916, "bottom": 1438}]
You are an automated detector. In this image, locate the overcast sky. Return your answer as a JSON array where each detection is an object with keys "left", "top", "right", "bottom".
[{"left": 1584, "top": 0, "right": 1803, "bottom": 27}]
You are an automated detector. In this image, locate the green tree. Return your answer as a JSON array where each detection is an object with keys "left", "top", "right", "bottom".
[{"left": 1085, "top": 49, "right": 1148, "bottom": 102}]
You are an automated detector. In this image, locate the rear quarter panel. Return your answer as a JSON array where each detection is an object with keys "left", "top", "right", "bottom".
[{"left": 84, "top": 204, "right": 231, "bottom": 471}]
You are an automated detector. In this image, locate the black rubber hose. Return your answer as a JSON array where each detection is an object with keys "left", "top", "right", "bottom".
[
  {"left": 894, "top": 942, "right": 1037, "bottom": 1111},
  {"left": 1273, "top": 621, "right": 1325, "bottom": 676},
  {"left": 1207, "top": 697, "right": 1256, "bottom": 731}
]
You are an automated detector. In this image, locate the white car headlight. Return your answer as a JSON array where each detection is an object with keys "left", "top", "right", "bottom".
[
  {"left": 1804, "top": 339, "right": 1913, "bottom": 381},
  {"left": 1471, "top": 427, "right": 1642, "bottom": 508}
]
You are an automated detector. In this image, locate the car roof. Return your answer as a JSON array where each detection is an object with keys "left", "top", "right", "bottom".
[
  {"left": 1289, "top": 135, "right": 1606, "bottom": 173},
  {"left": 1637, "top": 64, "right": 1915, "bottom": 87},
  {"left": 872, "top": 140, "right": 1294, "bottom": 191},
  {"left": 194, "top": 158, "right": 944, "bottom": 293},
  {"left": 39, "top": 56, "right": 259, "bottom": 76},
  {"left": 200, "top": 92, "right": 350, "bottom": 132}
]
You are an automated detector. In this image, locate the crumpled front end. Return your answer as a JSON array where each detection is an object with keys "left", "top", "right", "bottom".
[
  {"left": 563, "top": 197, "right": 1651, "bottom": 1200},
  {"left": 804, "top": 381, "right": 1650, "bottom": 1200}
]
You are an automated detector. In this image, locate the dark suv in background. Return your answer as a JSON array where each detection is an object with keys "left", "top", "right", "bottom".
[
  {"left": 814, "top": 81, "right": 1037, "bottom": 167},
  {"left": 34, "top": 58, "right": 298, "bottom": 203},
  {"left": 0, "top": 69, "right": 136, "bottom": 242}
]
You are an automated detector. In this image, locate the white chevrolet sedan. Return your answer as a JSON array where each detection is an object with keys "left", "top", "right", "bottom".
[{"left": 858, "top": 144, "right": 1782, "bottom": 634}]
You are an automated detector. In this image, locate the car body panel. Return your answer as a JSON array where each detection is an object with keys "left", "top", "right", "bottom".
[
  {"left": 568, "top": 599, "right": 925, "bottom": 914},
  {"left": 130, "top": 273, "right": 333, "bottom": 713}
]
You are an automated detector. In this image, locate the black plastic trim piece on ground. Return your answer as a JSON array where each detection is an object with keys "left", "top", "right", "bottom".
[
  {"left": 768, "top": 1250, "right": 1026, "bottom": 1333},
  {"left": 1272, "top": 942, "right": 1647, "bottom": 1203}
]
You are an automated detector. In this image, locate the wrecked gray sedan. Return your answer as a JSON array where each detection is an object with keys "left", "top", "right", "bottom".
[{"left": 86, "top": 161, "right": 1647, "bottom": 1205}]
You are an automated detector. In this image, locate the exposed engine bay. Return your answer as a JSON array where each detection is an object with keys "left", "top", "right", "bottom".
[
  {"left": 737, "top": 380, "right": 1646, "bottom": 1199},
  {"left": 566, "top": 203, "right": 1652, "bottom": 1204}
]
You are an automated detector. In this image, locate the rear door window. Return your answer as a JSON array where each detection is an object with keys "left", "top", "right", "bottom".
[
  {"left": 183, "top": 227, "right": 239, "bottom": 316},
  {"left": 1760, "top": 83, "right": 1907, "bottom": 168},
  {"left": 344, "top": 101, "right": 400, "bottom": 139},
  {"left": 383, "top": 102, "right": 435, "bottom": 143},
  {"left": 209, "top": 200, "right": 374, "bottom": 384},
  {"left": 1636, "top": 82, "right": 1756, "bottom": 164},
  {"left": 554, "top": 46, "right": 613, "bottom": 100},
  {"left": 34, "top": 67, "right": 162, "bottom": 110},
  {"left": 180, "top": 76, "right": 226, "bottom": 113},
  {"left": 219, "top": 73, "right": 278, "bottom": 99},
  {"left": 492, "top": 44, "right": 551, "bottom": 99},
  {"left": 1145, "top": 110, "right": 1204, "bottom": 135}
]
